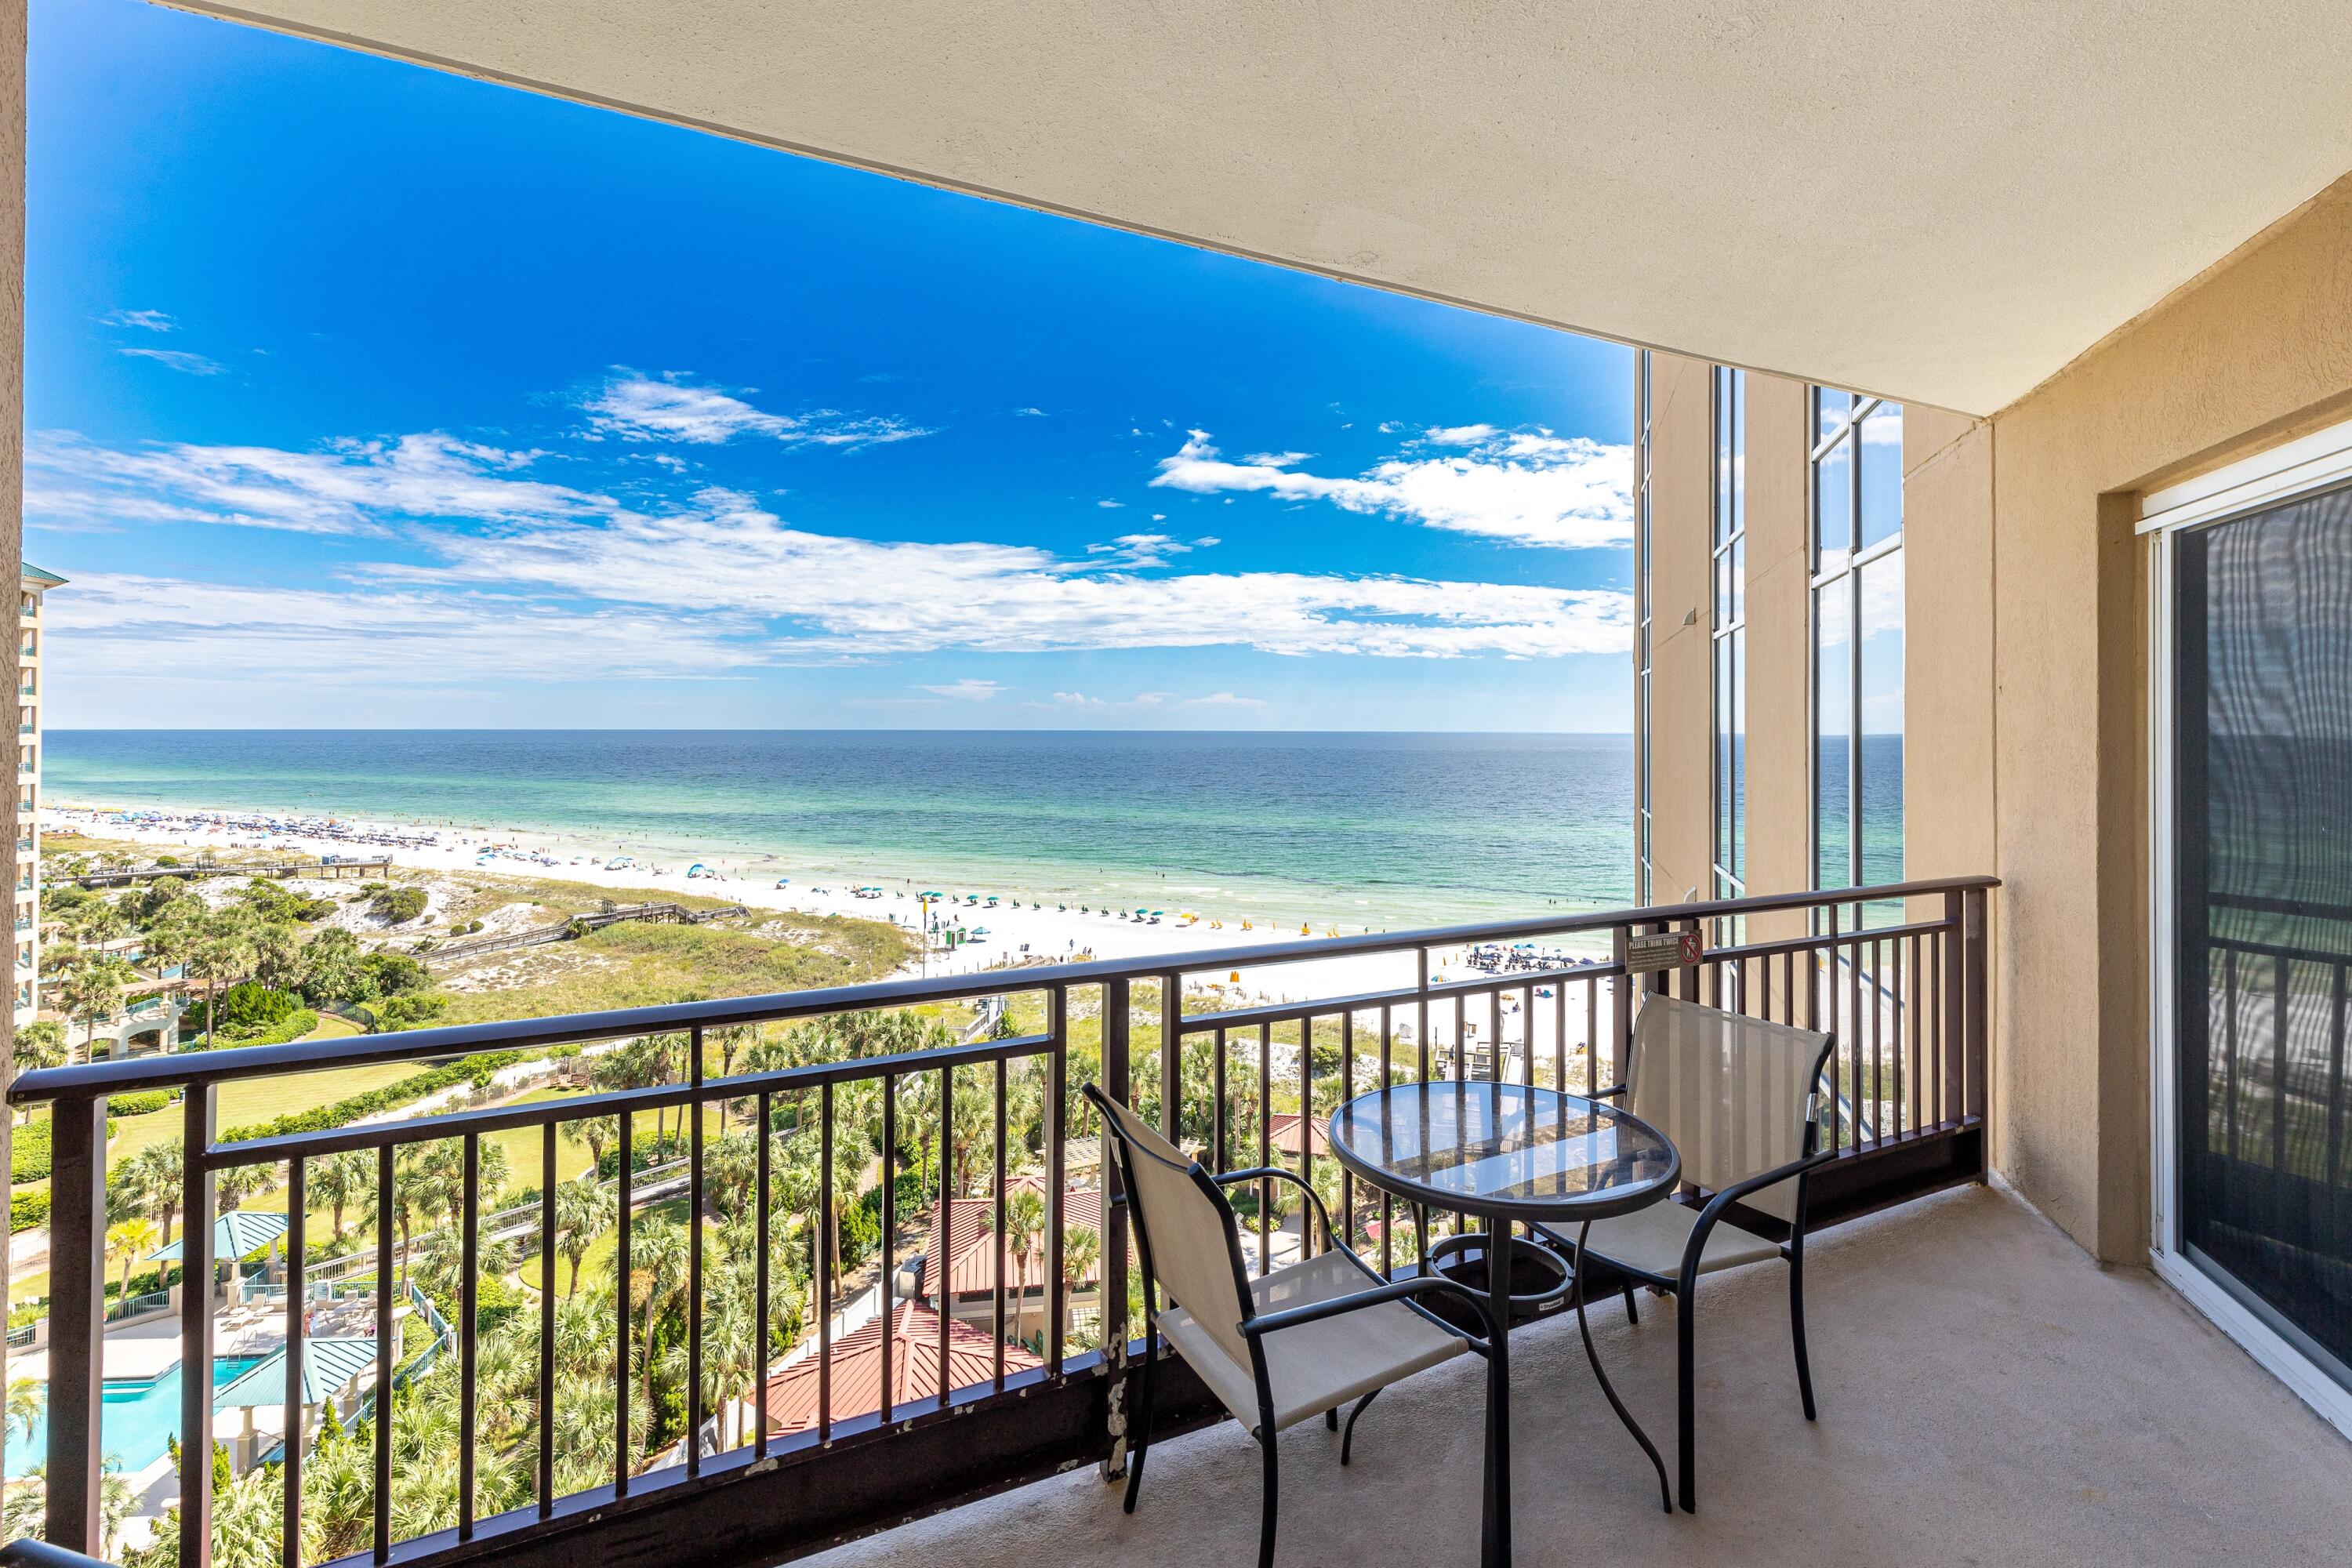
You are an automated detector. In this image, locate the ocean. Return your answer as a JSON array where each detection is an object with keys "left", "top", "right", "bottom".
[{"left": 45, "top": 731, "right": 1640, "bottom": 931}]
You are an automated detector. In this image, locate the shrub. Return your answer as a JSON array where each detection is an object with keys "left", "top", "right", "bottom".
[
  {"left": 371, "top": 993, "right": 447, "bottom": 1033},
  {"left": 11, "top": 1189, "right": 49, "bottom": 1232},
  {"left": 106, "top": 1090, "right": 178, "bottom": 1116},
  {"left": 154, "top": 855, "right": 179, "bottom": 869},
  {"left": 216, "top": 981, "right": 297, "bottom": 1032},
  {"left": 219, "top": 1051, "right": 524, "bottom": 1143},
  {"left": 11, "top": 1116, "right": 49, "bottom": 1181},
  {"left": 370, "top": 887, "right": 427, "bottom": 924},
  {"left": 361, "top": 952, "right": 430, "bottom": 996},
  {"left": 839, "top": 1196, "right": 880, "bottom": 1269}
]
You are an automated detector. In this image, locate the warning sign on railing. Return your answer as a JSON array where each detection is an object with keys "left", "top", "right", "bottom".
[{"left": 1626, "top": 930, "right": 1703, "bottom": 974}]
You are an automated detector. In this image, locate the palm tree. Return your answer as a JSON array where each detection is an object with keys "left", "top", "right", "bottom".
[
  {"left": 310, "top": 1149, "right": 373, "bottom": 1245},
  {"left": 553, "top": 1177, "right": 614, "bottom": 1298},
  {"left": 187, "top": 910, "right": 257, "bottom": 1048},
  {"left": 106, "top": 1217, "right": 159, "bottom": 1305},
  {"left": 5, "top": 1377, "right": 41, "bottom": 1446},
  {"left": 126, "top": 1138, "right": 185, "bottom": 1247},
  {"left": 10, "top": 1017, "right": 65, "bottom": 1073},
  {"left": 626, "top": 1218, "right": 689, "bottom": 1439},
  {"left": 1062, "top": 1222, "right": 1101, "bottom": 1337},
  {"left": 1004, "top": 1185, "right": 1047, "bottom": 1348},
  {"left": 59, "top": 955, "right": 132, "bottom": 1065},
  {"left": 575, "top": 1114, "right": 619, "bottom": 1176}
]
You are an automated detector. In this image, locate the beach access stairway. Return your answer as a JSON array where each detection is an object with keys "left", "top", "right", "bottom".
[{"left": 426, "top": 899, "right": 750, "bottom": 961}]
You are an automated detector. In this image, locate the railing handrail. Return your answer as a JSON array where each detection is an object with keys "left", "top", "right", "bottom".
[{"left": 6, "top": 873, "right": 1998, "bottom": 1103}]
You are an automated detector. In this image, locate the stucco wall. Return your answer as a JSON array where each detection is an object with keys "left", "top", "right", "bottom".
[
  {"left": 1986, "top": 169, "right": 2352, "bottom": 1262},
  {"left": 1646, "top": 350, "right": 1715, "bottom": 907},
  {"left": 1741, "top": 372, "right": 1812, "bottom": 942}
]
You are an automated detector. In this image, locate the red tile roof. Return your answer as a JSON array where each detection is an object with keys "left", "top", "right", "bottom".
[
  {"left": 1267, "top": 1112, "right": 1330, "bottom": 1159},
  {"left": 763, "top": 1299, "right": 1042, "bottom": 1438},
  {"left": 924, "top": 1178, "right": 1104, "bottom": 1300}
]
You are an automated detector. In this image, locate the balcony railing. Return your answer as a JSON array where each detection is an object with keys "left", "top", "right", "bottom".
[{"left": 8, "top": 875, "right": 1991, "bottom": 1568}]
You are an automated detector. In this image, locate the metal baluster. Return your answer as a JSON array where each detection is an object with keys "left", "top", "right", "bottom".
[
  {"left": 1893, "top": 937, "right": 1907, "bottom": 1139},
  {"left": 936, "top": 1063, "right": 953, "bottom": 1410},
  {"left": 880, "top": 1073, "right": 895, "bottom": 1425},
  {"left": 992, "top": 1057, "right": 1008, "bottom": 1388},
  {"left": 615, "top": 1104, "right": 633, "bottom": 1493},
  {"left": 1867, "top": 942, "right": 1884, "bottom": 1152},
  {"left": 42, "top": 1094, "right": 105, "bottom": 1559},
  {"left": 1101, "top": 979, "right": 1130, "bottom": 1381},
  {"left": 1822, "top": 906, "right": 1839, "bottom": 1148},
  {"left": 1490, "top": 989, "right": 1502, "bottom": 1083},
  {"left": 1339, "top": 1011, "right": 1356, "bottom": 1246},
  {"left": 459, "top": 1134, "right": 480, "bottom": 1534},
  {"left": 1379, "top": 1003, "right": 1396, "bottom": 1278},
  {"left": 1047, "top": 984, "right": 1069, "bottom": 1377},
  {"left": 373, "top": 1144, "right": 394, "bottom": 1562},
  {"left": 754, "top": 1090, "right": 772, "bottom": 1461},
  {"left": 1160, "top": 971, "right": 1181, "bottom": 1149},
  {"left": 819, "top": 1081, "right": 835, "bottom": 1441},
  {"left": 688, "top": 1025, "right": 705, "bottom": 1474},
  {"left": 282, "top": 1156, "right": 306, "bottom": 1568},
  {"left": 1213, "top": 1025, "right": 1228, "bottom": 1174},
  {"left": 1848, "top": 909, "right": 1864, "bottom": 1152},
  {"left": 1298, "top": 1014, "right": 1314, "bottom": 1258},
  {"left": 538, "top": 1122, "right": 556, "bottom": 1511},
  {"left": 1257, "top": 1022, "right": 1272, "bottom": 1277}
]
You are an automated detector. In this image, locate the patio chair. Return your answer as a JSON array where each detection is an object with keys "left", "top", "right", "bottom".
[
  {"left": 1083, "top": 1083, "right": 1514, "bottom": 1568},
  {"left": 1536, "top": 994, "right": 1836, "bottom": 1515}
]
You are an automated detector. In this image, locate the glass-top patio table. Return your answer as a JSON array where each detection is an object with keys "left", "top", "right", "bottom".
[{"left": 1327, "top": 1081, "right": 1685, "bottom": 1544}]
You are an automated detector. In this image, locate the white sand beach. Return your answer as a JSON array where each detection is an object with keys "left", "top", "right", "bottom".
[{"left": 42, "top": 800, "right": 1616, "bottom": 1060}]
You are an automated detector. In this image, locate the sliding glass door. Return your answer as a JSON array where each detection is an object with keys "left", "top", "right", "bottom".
[{"left": 2159, "top": 466, "right": 2352, "bottom": 1415}]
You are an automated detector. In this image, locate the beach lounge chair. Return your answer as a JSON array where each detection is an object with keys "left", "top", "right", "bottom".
[
  {"left": 1084, "top": 1083, "right": 1512, "bottom": 1568},
  {"left": 1535, "top": 994, "right": 1836, "bottom": 1515}
]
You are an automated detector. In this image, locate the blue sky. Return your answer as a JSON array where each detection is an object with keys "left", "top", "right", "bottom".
[{"left": 26, "top": 0, "right": 1635, "bottom": 731}]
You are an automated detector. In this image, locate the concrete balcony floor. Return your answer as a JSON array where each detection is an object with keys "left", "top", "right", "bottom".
[{"left": 802, "top": 1183, "right": 2352, "bottom": 1568}]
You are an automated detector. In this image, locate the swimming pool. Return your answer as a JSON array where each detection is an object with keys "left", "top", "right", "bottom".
[{"left": 6, "top": 1356, "right": 264, "bottom": 1478}]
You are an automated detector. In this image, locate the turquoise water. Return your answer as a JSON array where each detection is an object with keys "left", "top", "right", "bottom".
[
  {"left": 8, "top": 1355, "right": 264, "bottom": 1478},
  {"left": 48, "top": 730, "right": 1635, "bottom": 930}
]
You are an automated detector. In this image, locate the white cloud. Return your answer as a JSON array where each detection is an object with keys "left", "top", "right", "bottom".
[
  {"left": 1012, "top": 407, "right": 1047, "bottom": 418},
  {"left": 577, "top": 370, "right": 931, "bottom": 449},
  {"left": 1242, "top": 451, "right": 1312, "bottom": 467},
  {"left": 1185, "top": 691, "right": 1267, "bottom": 708},
  {"left": 102, "top": 309, "right": 176, "bottom": 332},
  {"left": 28, "top": 430, "right": 606, "bottom": 536},
  {"left": 1051, "top": 690, "right": 1173, "bottom": 710},
  {"left": 35, "top": 420, "right": 1634, "bottom": 673},
  {"left": 1150, "top": 426, "right": 1631, "bottom": 549},
  {"left": 42, "top": 571, "right": 764, "bottom": 687},
  {"left": 118, "top": 347, "right": 223, "bottom": 376},
  {"left": 1096, "top": 499, "right": 1124, "bottom": 509},
  {"left": 916, "top": 678, "right": 1002, "bottom": 702}
]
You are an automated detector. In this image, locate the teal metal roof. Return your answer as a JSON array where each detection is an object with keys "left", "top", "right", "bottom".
[
  {"left": 213, "top": 1336, "right": 379, "bottom": 1410},
  {"left": 148, "top": 1210, "right": 289, "bottom": 1261},
  {"left": 20, "top": 564, "right": 64, "bottom": 589}
]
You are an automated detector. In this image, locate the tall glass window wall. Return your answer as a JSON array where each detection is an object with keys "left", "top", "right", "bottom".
[{"left": 1812, "top": 389, "right": 1904, "bottom": 922}]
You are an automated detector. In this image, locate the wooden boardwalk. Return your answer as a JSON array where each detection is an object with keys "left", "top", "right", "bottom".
[{"left": 68, "top": 855, "right": 392, "bottom": 888}]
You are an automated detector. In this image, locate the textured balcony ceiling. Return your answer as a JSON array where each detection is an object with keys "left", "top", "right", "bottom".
[{"left": 176, "top": 2, "right": 2352, "bottom": 415}]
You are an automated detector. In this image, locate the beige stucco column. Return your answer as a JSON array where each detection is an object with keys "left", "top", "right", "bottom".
[
  {"left": 1644, "top": 350, "right": 1714, "bottom": 907},
  {"left": 1740, "top": 372, "right": 1812, "bottom": 941}
]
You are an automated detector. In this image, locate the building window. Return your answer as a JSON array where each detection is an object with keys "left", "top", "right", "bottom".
[
  {"left": 1635, "top": 351, "right": 1654, "bottom": 905},
  {"left": 1712, "top": 368, "right": 1747, "bottom": 938},
  {"left": 1812, "top": 390, "right": 1904, "bottom": 920}
]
